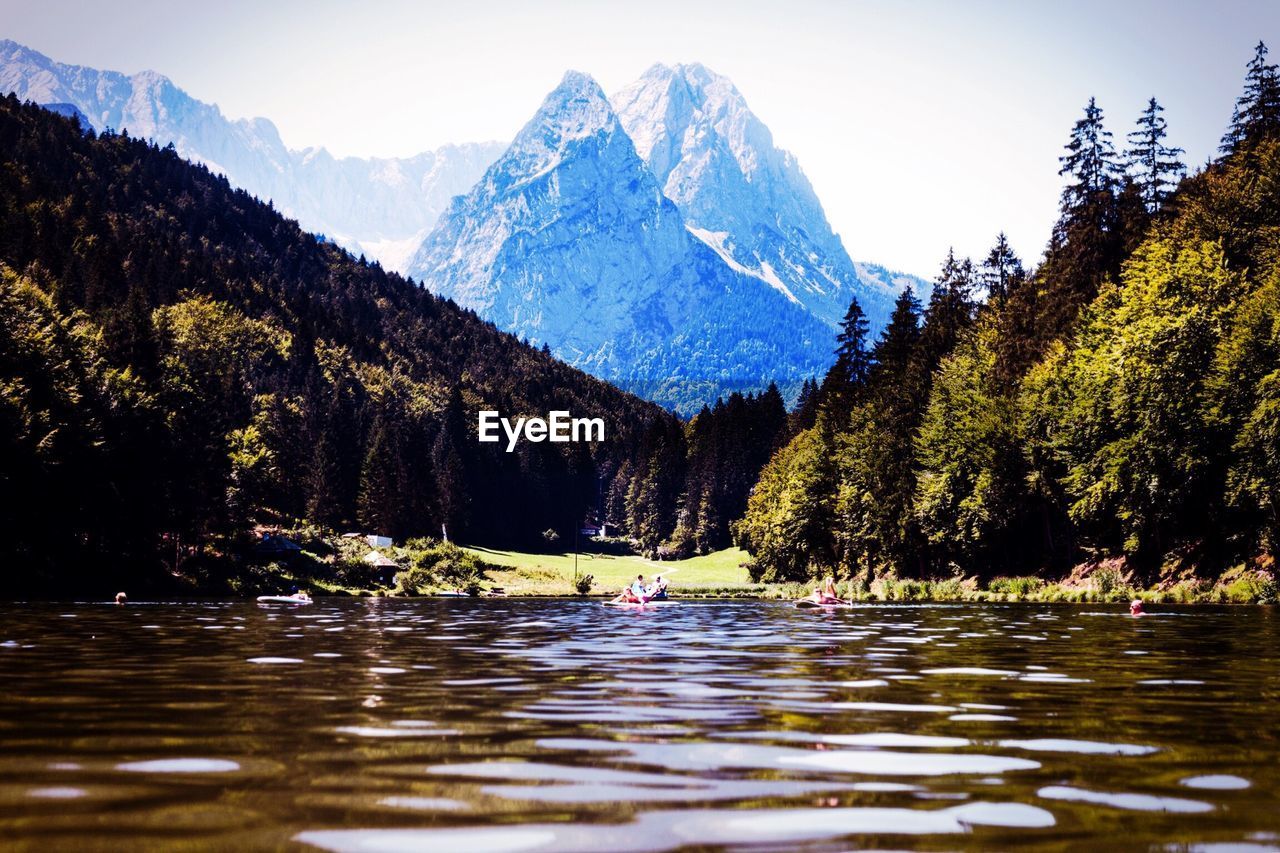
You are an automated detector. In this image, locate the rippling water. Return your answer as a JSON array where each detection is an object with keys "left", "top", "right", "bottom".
[{"left": 0, "top": 600, "right": 1277, "bottom": 850}]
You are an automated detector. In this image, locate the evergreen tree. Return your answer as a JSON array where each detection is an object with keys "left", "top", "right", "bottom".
[
  {"left": 831, "top": 285, "right": 928, "bottom": 577},
  {"left": 431, "top": 386, "right": 470, "bottom": 541},
  {"left": 1034, "top": 98, "right": 1129, "bottom": 346},
  {"left": 1126, "top": 97, "right": 1185, "bottom": 212},
  {"left": 871, "top": 289, "right": 923, "bottom": 386},
  {"left": 834, "top": 297, "right": 872, "bottom": 387},
  {"left": 357, "top": 408, "right": 410, "bottom": 538},
  {"left": 1059, "top": 97, "right": 1123, "bottom": 217},
  {"left": 789, "top": 378, "right": 821, "bottom": 436},
  {"left": 979, "top": 233, "right": 1025, "bottom": 304},
  {"left": 820, "top": 296, "right": 872, "bottom": 420},
  {"left": 919, "top": 249, "right": 976, "bottom": 370},
  {"left": 1221, "top": 41, "right": 1280, "bottom": 155}
]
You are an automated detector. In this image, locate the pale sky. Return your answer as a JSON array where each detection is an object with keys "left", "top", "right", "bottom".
[{"left": 2, "top": 0, "right": 1276, "bottom": 278}]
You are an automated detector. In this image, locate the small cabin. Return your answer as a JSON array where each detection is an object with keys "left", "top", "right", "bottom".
[{"left": 366, "top": 534, "right": 393, "bottom": 548}]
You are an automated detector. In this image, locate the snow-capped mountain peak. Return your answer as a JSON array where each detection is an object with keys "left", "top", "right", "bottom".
[
  {"left": 618, "top": 62, "right": 769, "bottom": 183},
  {"left": 501, "top": 71, "right": 620, "bottom": 185},
  {"left": 612, "top": 61, "right": 916, "bottom": 330}
]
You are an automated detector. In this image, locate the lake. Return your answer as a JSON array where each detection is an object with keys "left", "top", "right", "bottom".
[{"left": 0, "top": 600, "right": 1276, "bottom": 851}]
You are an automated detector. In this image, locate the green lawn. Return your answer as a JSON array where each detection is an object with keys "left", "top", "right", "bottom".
[{"left": 463, "top": 545, "right": 754, "bottom": 595}]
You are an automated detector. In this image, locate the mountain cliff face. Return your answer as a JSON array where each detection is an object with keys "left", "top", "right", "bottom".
[
  {"left": 612, "top": 63, "right": 911, "bottom": 330},
  {"left": 406, "top": 72, "right": 834, "bottom": 410},
  {"left": 0, "top": 39, "right": 504, "bottom": 266}
]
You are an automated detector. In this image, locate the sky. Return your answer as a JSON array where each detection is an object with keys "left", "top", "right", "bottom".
[{"left": 2, "top": 0, "right": 1276, "bottom": 278}]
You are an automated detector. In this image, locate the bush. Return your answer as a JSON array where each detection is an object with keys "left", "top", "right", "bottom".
[
  {"left": 988, "top": 576, "right": 1046, "bottom": 598},
  {"left": 574, "top": 573, "right": 594, "bottom": 595},
  {"left": 1092, "top": 565, "right": 1126, "bottom": 600},
  {"left": 1164, "top": 578, "right": 1210, "bottom": 603},
  {"left": 333, "top": 557, "right": 373, "bottom": 587},
  {"left": 393, "top": 540, "right": 488, "bottom": 595},
  {"left": 929, "top": 576, "right": 970, "bottom": 600},
  {"left": 1218, "top": 572, "right": 1276, "bottom": 603}
]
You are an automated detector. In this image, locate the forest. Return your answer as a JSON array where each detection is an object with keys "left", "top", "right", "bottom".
[
  {"left": 0, "top": 92, "right": 700, "bottom": 593},
  {"left": 2, "top": 41, "right": 1278, "bottom": 596},
  {"left": 736, "top": 42, "right": 1280, "bottom": 586}
]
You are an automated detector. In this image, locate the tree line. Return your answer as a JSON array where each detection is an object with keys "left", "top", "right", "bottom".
[{"left": 736, "top": 42, "right": 1280, "bottom": 584}]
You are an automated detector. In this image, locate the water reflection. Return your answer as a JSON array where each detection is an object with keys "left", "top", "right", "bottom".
[{"left": 0, "top": 599, "right": 1275, "bottom": 849}]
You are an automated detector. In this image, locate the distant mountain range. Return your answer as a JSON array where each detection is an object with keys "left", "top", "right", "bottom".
[
  {"left": 0, "top": 39, "right": 927, "bottom": 410},
  {"left": 0, "top": 39, "right": 503, "bottom": 269}
]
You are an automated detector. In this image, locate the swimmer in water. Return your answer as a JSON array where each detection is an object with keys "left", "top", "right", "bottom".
[
  {"left": 115, "top": 592, "right": 126, "bottom": 605},
  {"left": 1130, "top": 599, "right": 1144, "bottom": 616}
]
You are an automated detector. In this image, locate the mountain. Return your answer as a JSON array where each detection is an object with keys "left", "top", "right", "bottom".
[
  {"left": 612, "top": 62, "right": 921, "bottom": 330},
  {"left": 405, "top": 72, "right": 835, "bottom": 411},
  {"left": 0, "top": 39, "right": 504, "bottom": 267}
]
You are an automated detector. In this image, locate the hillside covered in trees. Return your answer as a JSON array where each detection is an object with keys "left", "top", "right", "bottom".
[
  {"left": 736, "top": 42, "right": 1280, "bottom": 587},
  {"left": 0, "top": 93, "right": 797, "bottom": 595}
]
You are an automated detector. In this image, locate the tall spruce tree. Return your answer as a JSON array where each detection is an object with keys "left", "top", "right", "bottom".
[
  {"left": 821, "top": 296, "right": 872, "bottom": 420},
  {"left": 979, "top": 233, "right": 1025, "bottom": 304},
  {"left": 871, "top": 289, "right": 923, "bottom": 388},
  {"left": 834, "top": 297, "right": 872, "bottom": 387},
  {"left": 789, "top": 378, "right": 821, "bottom": 436},
  {"left": 357, "top": 408, "right": 409, "bottom": 538},
  {"left": 1221, "top": 41, "right": 1280, "bottom": 155},
  {"left": 1034, "top": 98, "right": 1127, "bottom": 345},
  {"left": 1126, "top": 97, "right": 1185, "bottom": 212},
  {"left": 919, "top": 249, "right": 976, "bottom": 371},
  {"left": 1059, "top": 97, "right": 1123, "bottom": 222}
]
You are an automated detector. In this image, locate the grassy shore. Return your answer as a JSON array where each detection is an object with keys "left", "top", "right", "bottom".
[
  {"left": 464, "top": 545, "right": 762, "bottom": 596},
  {"left": 230, "top": 528, "right": 1276, "bottom": 604},
  {"left": 463, "top": 547, "right": 1276, "bottom": 603}
]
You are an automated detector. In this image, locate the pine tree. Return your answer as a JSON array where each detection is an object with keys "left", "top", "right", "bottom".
[
  {"left": 1221, "top": 41, "right": 1280, "bottom": 155},
  {"left": 357, "top": 409, "right": 410, "bottom": 538},
  {"left": 871, "top": 289, "right": 923, "bottom": 388},
  {"left": 979, "top": 233, "right": 1025, "bottom": 303},
  {"left": 1126, "top": 97, "right": 1185, "bottom": 212},
  {"left": 919, "top": 249, "right": 976, "bottom": 371},
  {"left": 1059, "top": 97, "right": 1122, "bottom": 221},
  {"left": 834, "top": 297, "right": 872, "bottom": 387},
  {"left": 1036, "top": 98, "right": 1128, "bottom": 345},
  {"left": 789, "top": 378, "right": 821, "bottom": 436},
  {"left": 821, "top": 296, "right": 872, "bottom": 420},
  {"left": 431, "top": 387, "right": 470, "bottom": 541}
]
